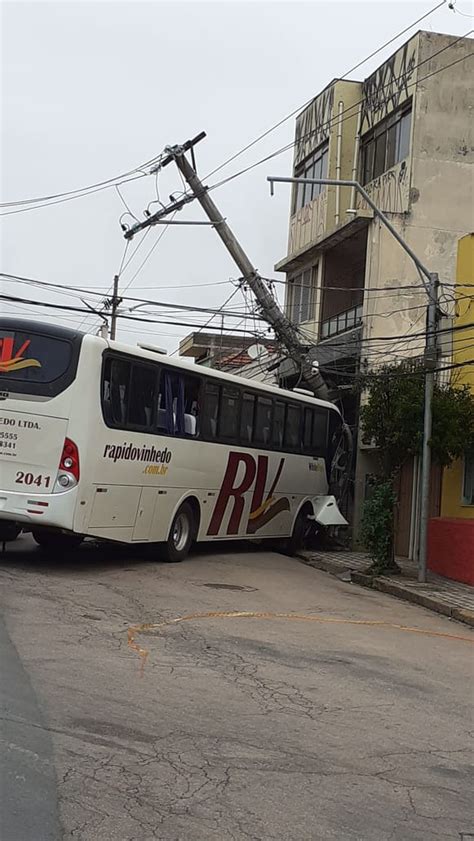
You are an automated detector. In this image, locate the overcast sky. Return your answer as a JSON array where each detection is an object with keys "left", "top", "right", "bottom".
[{"left": 1, "top": 0, "right": 470, "bottom": 352}]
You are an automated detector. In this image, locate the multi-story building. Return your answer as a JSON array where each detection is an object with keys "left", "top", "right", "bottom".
[{"left": 274, "top": 30, "right": 473, "bottom": 554}]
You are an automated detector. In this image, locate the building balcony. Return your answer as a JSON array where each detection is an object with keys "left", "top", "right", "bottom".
[{"left": 320, "top": 304, "right": 363, "bottom": 340}]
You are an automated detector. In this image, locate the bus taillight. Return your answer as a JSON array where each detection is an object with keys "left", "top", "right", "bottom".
[{"left": 54, "top": 438, "right": 80, "bottom": 491}]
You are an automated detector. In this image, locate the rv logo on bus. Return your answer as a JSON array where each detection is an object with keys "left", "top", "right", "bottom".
[
  {"left": 0, "top": 336, "right": 41, "bottom": 374},
  {"left": 208, "top": 452, "right": 290, "bottom": 536}
]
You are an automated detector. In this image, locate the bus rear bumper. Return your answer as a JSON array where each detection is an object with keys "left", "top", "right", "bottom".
[{"left": 0, "top": 488, "right": 78, "bottom": 530}]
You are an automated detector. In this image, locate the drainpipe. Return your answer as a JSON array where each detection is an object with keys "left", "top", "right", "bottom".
[
  {"left": 335, "top": 101, "right": 344, "bottom": 226},
  {"left": 350, "top": 104, "right": 362, "bottom": 211}
]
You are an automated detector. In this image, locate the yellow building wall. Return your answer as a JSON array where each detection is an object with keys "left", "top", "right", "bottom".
[{"left": 440, "top": 233, "right": 474, "bottom": 519}]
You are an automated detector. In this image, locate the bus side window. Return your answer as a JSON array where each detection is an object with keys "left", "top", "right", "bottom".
[
  {"left": 102, "top": 359, "right": 113, "bottom": 425},
  {"left": 313, "top": 409, "right": 329, "bottom": 456},
  {"left": 156, "top": 369, "right": 175, "bottom": 434},
  {"left": 272, "top": 401, "right": 285, "bottom": 448},
  {"left": 128, "top": 364, "right": 156, "bottom": 429},
  {"left": 303, "top": 408, "right": 313, "bottom": 452},
  {"left": 254, "top": 396, "right": 272, "bottom": 446},
  {"left": 284, "top": 403, "right": 302, "bottom": 451},
  {"left": 200, "top": 383, "right": 219, "bottom": 439},
  {"left": 240, "top": 392, "right": 255, "bottom": 445},
  {"left": 183, "top": 375, "right": 200, "bottom": 437},
  {"left": 104, "top": 358, "right": 131, "bottom": 427},
  {"left": 219, "top": 387, "right": 240, "bottom": 441}
]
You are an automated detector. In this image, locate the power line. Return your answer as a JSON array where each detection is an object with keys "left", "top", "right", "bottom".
[
  {"left": 0, "top": 151, "right": 164, "bottom": 209},
  {"left": 203, "top": 0, "right": 448, "bottom": 182},
  {"left": 133, "top": 32, "right": 472, "bottom": 246},
  {"left": 205, "top": 38, "right": 473, "bottom": 196},
  {"left": 0, "top": 293, "right": 263, "bottom": 336}
]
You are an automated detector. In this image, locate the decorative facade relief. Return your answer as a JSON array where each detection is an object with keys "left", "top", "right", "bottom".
[
  {"left": 361, "top": 39, "right": 418, "bottom": 133},
  {"left": 288, "top": 190, "right": 328, "bottom": 255},
  {"left": 357, "top": 159, "right": 410, "bottom": 214},
  {"left": 294, "top": 85, "right": 334, "bottom": 167}
]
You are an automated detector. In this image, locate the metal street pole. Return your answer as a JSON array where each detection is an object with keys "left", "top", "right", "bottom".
[
  {"left": 110, "top": 274, "right": 120, "bottom": 341},
  {"left": 268, "top": 176, "right": 439, "bottom": 582}
]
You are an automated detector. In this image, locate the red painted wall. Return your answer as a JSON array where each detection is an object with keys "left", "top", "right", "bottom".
[{"left": 428, "top": 518, "right": 474, "bottom": 586}]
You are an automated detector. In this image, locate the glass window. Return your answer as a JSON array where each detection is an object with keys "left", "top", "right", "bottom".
[
  {"left": 288, "top": 269, "right": 314, "bottom": 324},
  {"left": 219, "top": 387, "right": 240, "bottom": 440},
  {"left": 272, "top": 401, "right": 285, "bottom": 448},
  {"left": 346, "top": 308, "right": 356, "bottom": 329},
  {"left": 0, "top": 329, "right": 72, "bottom": 385},
  {"left": 200, "top": 383, "right": 219, "bottom": 439},
  {"left": 397, "top": 110, "right": 412, "bottom": 161},
  {"left": 312, "top": 409, "right": 329, "bottom": 455},
  {"left": 321, "top": 148, "right": 328, "bottom": 180},
  {"left": 284, "top": 404, "right": 301, "bottom": 450},
  {"left": 128, "top": 365, "right": 156, "bottom": 428},
  {"left": 462, "top": 453, "right": 474, "bottom": 505},
  {"left": 105, "top": 358, "right": 131, "bottom": 427},
  {"left": 303, "top": 178, "right": 313, "bottom": 207},
  {"left": 303, "top": 408, "right": 313, "bottom": 450},
  {"left": 374, "top": 131, "right": 386, "bottom": 179},
  {"left": 294, "top": 141, "right": 329, "bottom": 212},
  {"left": 363, "top": 140, "right": 375, "bottom": 185},
  {"left": 386, "top": 122, "right": 397, "bottom": 170},
  {"left": 254, "top": 396, "right": 273, "bottom": 445},
  {"left": 182, "top": 375, "right": 200, "bottom": 437},
  {"left": 240, "top": 392, "right": 255, "bottom": 444},
  {"left": 361, "top": 103, "right": 412, "bottom": 184},
  {"left": 337, "top": 313, "right": 346, "bottom": 333}
]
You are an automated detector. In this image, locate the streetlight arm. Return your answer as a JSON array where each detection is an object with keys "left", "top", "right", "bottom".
[{"left": 267, "top": 176, "right": 433, "bottom": 288}]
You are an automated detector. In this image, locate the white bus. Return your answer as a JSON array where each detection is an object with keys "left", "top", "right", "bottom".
[{"left": 0, "top": 318, "right": 347, "bottom": 560}]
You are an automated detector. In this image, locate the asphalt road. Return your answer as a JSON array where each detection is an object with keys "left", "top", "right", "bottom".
[{"left": 0, "top": 534, "right": 473, "bottom": 841}]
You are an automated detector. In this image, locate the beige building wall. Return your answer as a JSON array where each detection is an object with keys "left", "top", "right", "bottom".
[
  {"left": 354, "top": 32, "right": 473, "bottom": 546},
  {"left": 286, "top": 79, "right": 361, "bottom": 267},
  {"left": 360, "top": 32, "right": 473, "bottom": 370}
]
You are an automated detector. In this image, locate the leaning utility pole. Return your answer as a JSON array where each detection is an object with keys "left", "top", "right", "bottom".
[{"left": 124, "top": 133, "right": 329, "bottom": 400}]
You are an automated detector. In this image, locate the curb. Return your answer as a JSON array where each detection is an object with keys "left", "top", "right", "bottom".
[{"left": 297, "top": 553, "right": 474, "bottom": 629}]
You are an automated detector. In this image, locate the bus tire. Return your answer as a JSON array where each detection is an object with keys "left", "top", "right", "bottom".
[
  {"left": 32, "top": 530, "right": 83, "bottom": 552},
  {"left": 281, "top": 506, "right": 310, "bottom": 557},
  {"left": 161, "top": 502, "right": 195, "bottom": 563}
]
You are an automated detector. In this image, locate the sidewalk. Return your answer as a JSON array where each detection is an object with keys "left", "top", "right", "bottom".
[{"left": 297, "top": 549, "right": 474, "bottom": 628}]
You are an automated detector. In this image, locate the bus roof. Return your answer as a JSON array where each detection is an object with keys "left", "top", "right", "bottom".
[
  {"left": 100, "top": 335, "right": 340, "bottom": 415},
  {"left": 0, "top": 317, "right": 340, "bottom": 415},
  {"left": 0, "top": 316, "right": 85, "bottom": 342}
]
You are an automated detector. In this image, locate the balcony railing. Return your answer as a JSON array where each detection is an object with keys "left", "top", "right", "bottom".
[{"left": 320, "top": 304, "right": 363, "bottom": 340}]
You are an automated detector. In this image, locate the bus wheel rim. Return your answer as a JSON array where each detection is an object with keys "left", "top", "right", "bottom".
[{"left": 172, "top": 513, "right": 189, "bottom": 552}]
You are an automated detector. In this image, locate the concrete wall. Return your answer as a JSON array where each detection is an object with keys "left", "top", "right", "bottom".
[
  {"left": 354, "top": 32, "right": 473, "bottom": 549},
  {"left": 360, "top": 32, "right": 473, "bottom": 370}
]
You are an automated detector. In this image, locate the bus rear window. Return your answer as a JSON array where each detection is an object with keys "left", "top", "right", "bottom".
[{"left": 0, "top": 325, "right": 81, "bottom": 396}]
